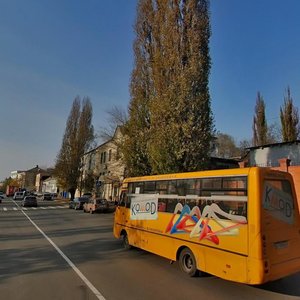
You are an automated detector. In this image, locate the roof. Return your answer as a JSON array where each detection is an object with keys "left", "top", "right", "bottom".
[
  {"left": 247, "top": 140, "right": 300, "bottom": 150},
  {"left": 83, "top": 126, "right": 123, "bottom": 156}
]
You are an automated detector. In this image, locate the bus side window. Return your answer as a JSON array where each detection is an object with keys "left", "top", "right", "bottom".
[
  {"left": 158, "top": 199, "right": 167, "bottom": 212},
  {"left": 125, "top": 196, "right": 131, "bottom": 208},
  {"left": 119, "top": 192, "right": 127, "bottom": 207}
]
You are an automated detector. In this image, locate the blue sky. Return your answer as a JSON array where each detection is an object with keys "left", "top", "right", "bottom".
[{"left": 1, "top": 0, "right": 300, "bottom": 180}]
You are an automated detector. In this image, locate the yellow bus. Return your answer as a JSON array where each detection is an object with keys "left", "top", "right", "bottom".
[{"left": 113, "top": 167, "right": 300, "bottom": 284}]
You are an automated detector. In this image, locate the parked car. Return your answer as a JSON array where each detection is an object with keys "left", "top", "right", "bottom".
[
  {"left": 82, "top": 192, "right": 92, "bottom": 199},
  {"left": 50, "top": 193, "right": 58, "bottom": 199},
  {"left": 22, "top": 195, "right": 38, "bottom": 207},
  {"left": 42, "top": 193, "right": 52, "bottom": 200},
  {"left": 0, "top": 193, "right": 3, "bottom": 203},
  {"left": 69, "top": 197, "right": 89, "bottom": 210},
  {"left": 83, "top": 198, "right": 109, "bottom": 214},
  {"left": 13, "top": 191, "right": 25, "bottom": 200}
]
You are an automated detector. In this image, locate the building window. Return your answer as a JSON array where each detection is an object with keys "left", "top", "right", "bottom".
[{"left": 100, "top": 152, "right": 107, "bottom": 164}]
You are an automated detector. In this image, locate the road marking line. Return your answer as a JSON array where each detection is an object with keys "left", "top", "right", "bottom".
[
  {"left": 13, "top": 207, "right": 18, "bottom": 211},
  {"left": 3, "top": 207, "right": 7, "bottom": 211},
  {"left": 22, "top": 208, "right": 28, "bottom": 211},
  {"left": 20, "top": 209, "right": 106, "bottom": 300},
  {"left": 40, "top": 207, "right": 47, "bottom": 209}
]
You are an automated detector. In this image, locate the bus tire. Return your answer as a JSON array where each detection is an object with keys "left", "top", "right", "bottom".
[
  {"left": 122, "top": 233, "right": 132, "bottom": 250},
  {"left": 179, "top": 248, "right": 199, "bottom": 277}
]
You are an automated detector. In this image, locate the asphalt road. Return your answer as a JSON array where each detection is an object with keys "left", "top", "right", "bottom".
[{"left": 1, "top": 197, "right": 300, "bottom": 300}]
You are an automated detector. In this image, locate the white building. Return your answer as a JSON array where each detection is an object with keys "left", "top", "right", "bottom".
[
  {"left": 247, "top": 140, "right": 300, "bottom": 167},
  {"left": 81, "top": 127, "right": 125, "bottom": 200}
]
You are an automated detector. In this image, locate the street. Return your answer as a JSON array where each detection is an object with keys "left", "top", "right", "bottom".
[{"left": 0, "top": 197, "right": 300, "bottom": 300}]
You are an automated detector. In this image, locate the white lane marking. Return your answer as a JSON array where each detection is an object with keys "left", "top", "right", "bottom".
[
  {"left": 20, "top": 209, "right": 106, "bottom": 300},
  {"left": 32, "top": 207, "right": 37, "bottom": 210},
  {"left": 22, "top": 207, "right": 28, "bottom": 211},
  {"left": 3, "top": 207, "right": 7, "bottom": 211},
  {"left": 41, "top": 207, "right": 47, "bottom": 209},
  {"left": 13, "top": 207, "right": 18, "bottom": 211}
]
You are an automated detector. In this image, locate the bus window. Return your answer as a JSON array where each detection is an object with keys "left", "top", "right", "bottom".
[
  {"left": 156, "top": 181, "right": 168, "bottom": 194},
  {"left": 144, "top": 181, "right": 156, "bottom": 193},
  {"left": 166, "top": 198, "right": 184, "bottom": 213},
  {"left": 119, "top": 192, "right": 127, "bottom": 207},
  {"left": 202, "top": 177, "right": 222, "bottom": 190},
  {"left": 168, "top": 180, "right": 177, "bottom": 194},
  {"left": 177, "top": 180, "right": 187, "bottom": 196},
  {"left": 186, "top": 198, "right": 198, "bottom": 209},
  {"left": 158, "top": 199, "right": 167, "bottom": 212},
  {"left": 125, "top": 196, "right": 131, "bottom": 208},
  {"left": 129, "top": 182, "right": 144, "bottom": 194}
]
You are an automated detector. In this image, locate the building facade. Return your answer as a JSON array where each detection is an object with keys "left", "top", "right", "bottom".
[
  {"left": 244, "top": 141, "right": 300, "bottom": 206},
  {"left": 81, "top": 127, "right": 125, "bottom": 200}
]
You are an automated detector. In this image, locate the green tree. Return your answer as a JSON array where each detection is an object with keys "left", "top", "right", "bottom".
[
  {"left": 121, "top": 0, "right": 154, "bottom": 176},
  {"left": 124, "top": 0, "right": 214, "bottom": 176},
  {"left": 54, "top": 96, "right": 94, "bottom": 199},
  {"left": 215, "top": 132, "right": 239, "bottom": 158},
  {"left": 252, "top": 92, "right": 268, "bottom": 146},
  {"left": 280, "top": 87, "right": 299, "bottom": 142}
]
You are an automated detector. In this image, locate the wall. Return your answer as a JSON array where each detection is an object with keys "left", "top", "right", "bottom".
[
  {"left": 249, "top": 143, "right": 300, "bottom": 167},
  {"left": 272, "top": 158, "right": 300, "bottom": 210}
]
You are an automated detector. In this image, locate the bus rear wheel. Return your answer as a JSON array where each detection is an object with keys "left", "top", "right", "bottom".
[
  {"left": 122, "top": 232, "right": 132, "bottom": 250},
  {"left": 179, "top": 248, "right": 199, "bottom": 277}
]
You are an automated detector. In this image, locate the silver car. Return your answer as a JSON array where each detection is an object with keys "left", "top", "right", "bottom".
[{"left": 13, "top": 191, "right": 25, "bottom": 200}]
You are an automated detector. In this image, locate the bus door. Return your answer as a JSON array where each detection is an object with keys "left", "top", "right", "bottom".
[{"left": 115, "top": 191, "right": 130, "bottom": 225}]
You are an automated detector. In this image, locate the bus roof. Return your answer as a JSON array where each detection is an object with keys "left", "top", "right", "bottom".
[{"left": 122, "top": 167, "right": 291, "bottom": 183}]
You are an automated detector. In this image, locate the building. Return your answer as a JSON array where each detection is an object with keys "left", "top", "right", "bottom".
[
  {"left": 81, "top": 127, "right": 125, "bottom": 200},
  {"left": 247, "top": 140, "right": 300, "bottom": 168},
  {"left": 42, "top": 177, "right": 59, "bottom": 194},
  {"left": 244, "top": 140, "right": 300, "bottom": 205},
  {"left": 16, "top": 165, "right": 44, "bottom": 192},
  {"left": 35, "top": 168, "right": 54, "bottom": 192}
]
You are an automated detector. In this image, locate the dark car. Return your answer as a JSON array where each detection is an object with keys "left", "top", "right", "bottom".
[
  {"left": 82, "top": 192, "right": 92, "bottom": 200},
  {"left": 83, "top": 198, "right": 110, "bottom": 214},
  {"left": 69, "top": 197, "right": 89, "bottom": 210},
  {"left": 42, "top": 193, "right": 52, "bottom": 200},
  {"left": 22, "top": 196, "right": 38, "bottom": 207},
  {"left": 0, "top": 191, "right": 4, "bottom": 202}
]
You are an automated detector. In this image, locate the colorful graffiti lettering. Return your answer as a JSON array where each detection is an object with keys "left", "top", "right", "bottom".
[{"left": 165, "top": 203, "right": 247, "bottom": 245}]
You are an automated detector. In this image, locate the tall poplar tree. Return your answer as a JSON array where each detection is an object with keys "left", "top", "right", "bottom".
[
  {"left": 55, "top": 96, "right": 94, "bottom": 199},
  {"left": 280, "top": 87, "right": 299, "bottom": 142},
  {"left": 121, "top": 0, "right": 154, "bottom": 176},
  {"left": 252, "top": 92, "right": 268, "bottom": 146},
  {"left": 124, "top": 0, "right": 214, "bottom": 176}
]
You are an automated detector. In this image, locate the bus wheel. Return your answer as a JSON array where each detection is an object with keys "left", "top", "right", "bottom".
[
  {"left": 179, "top": 248, "right": 199, "bottom": 277},
  {"left": 122, "top": 233, "right": 131, "bottom": 250}
]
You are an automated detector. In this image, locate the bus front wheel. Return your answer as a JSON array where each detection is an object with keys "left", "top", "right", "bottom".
[
  {"left": 122, "top": 233, "right": 132, "bottom": 250},
  {"left": 179, "top": 248, "right": 199, "bottom": 277}
]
